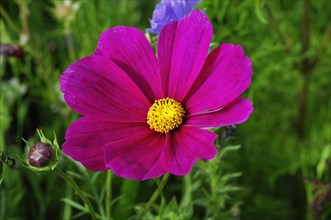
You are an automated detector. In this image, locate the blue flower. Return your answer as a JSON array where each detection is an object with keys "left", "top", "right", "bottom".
[{"left": 147, "top": 0, "right": 201, "bottom": 34}]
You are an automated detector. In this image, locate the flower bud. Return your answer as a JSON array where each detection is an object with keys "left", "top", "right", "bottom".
[
  {"left": 28, "top": 142, "right": 53, "bottom": 167},
  {"left": 0, "top": 44, "right": 24, "bottom": 59},
  {"left": 22, "top": 129, "right": 60, "bottom": 173}
]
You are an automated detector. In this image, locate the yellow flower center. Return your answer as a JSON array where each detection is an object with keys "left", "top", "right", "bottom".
[{"left": 147, "top": 98, "right": 185, "bottom": 133}]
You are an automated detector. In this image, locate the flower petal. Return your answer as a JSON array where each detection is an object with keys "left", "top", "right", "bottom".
[
  {"left": 94, "top": 26, "right": 162, "bottom": 101},
  {"left": 158, "top": 21, "right": 177, "bottom": 95},
  {"left": 161, "top": 126, "right": 217, "bottom": 176},
  {"left": 146, "top": 2, "right": 171, "bottom": 34},
  {"left": 187, "top": 97, "right": 253, "bottom": 127},
  {"left": 146, "top": 0, "right": 201, "bottom": 34},
  {"left": 184, "top": 44, "right": 252, "bottom": 115},
  {"left": 158, "top": 10, "right": 213, "bottom": 100},
  {"left": 104, "top": 126, "right": 166, "bottom": 181},
  {"left": 60, "top": 55, "right": 150, "bottom": 122},
  {"left": 63, "top": 118, "right": 146, "bottom": 171},
  {"left": 170, "top": 0, "right": 201, "bottom": 19}
]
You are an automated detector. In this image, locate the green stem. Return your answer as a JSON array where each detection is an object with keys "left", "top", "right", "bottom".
[
  {"left": 181, "top": 173, "right": 192, "bottom": 209},
  {"left": 17, "top": 0, "right": 30, "bottom": 36},
  {"left": 63, "top": 183, "right": 73, "bottom": 220},
  {"left": 135, "top": 173, "right": 170, "bottom": 220},
  {"left": 0, "top": 5, "right": 21, "bottom": 34},
  {"left": 0, "top": 128, "right": 7, "bottom": 184},
  {"left": 105, "top": 170, "right": 112, "bottom": 220},
  {"left": 297, "top": 0, "right": 311, "bottom": 139},
  {"left": 54, "top": 167, "right": 97, "bottom": 220},
  {"left": 0, "top": 165, "right": 7, "bottom": 185},
  {"left": 264, "top": 2, "right": 289, "bottom": 50},
  {"left": 64, "top": 24, "right": 76, "bottom": 62}
]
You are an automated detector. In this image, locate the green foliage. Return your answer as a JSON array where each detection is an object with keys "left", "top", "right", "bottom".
[
  {"left": 0, "top": 0, "right": 330, "bottom": 220},
  {"left": 199, "top": 0, "right": 331, "bottom": 219}
]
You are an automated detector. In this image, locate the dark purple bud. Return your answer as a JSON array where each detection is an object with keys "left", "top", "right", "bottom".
[
  {"left": 28, "top": 142, "right": 53, "bottom": 167},
  {"left": 0, "top": 44, "right": 24, "bottom": 59}
]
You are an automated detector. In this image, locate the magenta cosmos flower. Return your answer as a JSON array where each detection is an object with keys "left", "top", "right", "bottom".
[{"left": 60, "top": 10, "right": 253, "bottom": 181}]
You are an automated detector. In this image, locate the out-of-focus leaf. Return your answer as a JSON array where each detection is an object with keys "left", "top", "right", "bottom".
[
  {"left": 317, "top": 144, "right": 331, "bottom": 179},
  {"left": 254, "top": 0, "right": 267, "bottom": 24}
]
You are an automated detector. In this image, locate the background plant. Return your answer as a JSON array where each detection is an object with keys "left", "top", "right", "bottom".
[{"left": 0, "top": 0, "right": 330, "bottom": 219}]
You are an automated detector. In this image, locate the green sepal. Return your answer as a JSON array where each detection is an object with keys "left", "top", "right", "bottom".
[{"left": 20, "top": 129, "right": 60, "bottom": 174}]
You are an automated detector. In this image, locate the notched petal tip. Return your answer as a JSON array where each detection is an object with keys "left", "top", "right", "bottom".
[
  {"left": 185, "top": 43, "right": 253, "bottom": 115},
  {"left": 94, "top": 26, "right": 163, "bottom": 101},
  {"left": 158, "top": 9, "right": 213, "bottom": 101}
]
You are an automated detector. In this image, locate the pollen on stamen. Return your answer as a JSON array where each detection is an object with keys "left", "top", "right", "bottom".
[{"left": 147, "top": 97, "right": 185, "bottom": 133}]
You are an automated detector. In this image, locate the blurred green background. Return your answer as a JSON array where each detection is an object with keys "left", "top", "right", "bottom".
[{"left": 0, "top": 0, "right": 330, "bottom": 220}]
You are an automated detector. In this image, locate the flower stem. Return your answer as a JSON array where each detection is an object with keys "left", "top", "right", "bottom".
[
  {"left": 181, "top": 173, "right": 192, "bottom": 209},
  {"left": 105, "top": 170, "right": 112, "bottom": 220},
  {"left": 54, "top": 167, "right": 97, "bottom": 220},
  {"left": 264, "top": 2, "right": 289, "bottom": 50},
  {"left": 135, "top": 173, "right": 170, "bottom": 220},
  {"left": 297, "top": 0, "right": 310, "bottom": 139},
  {"left": 63, "top": 183, "right": 73, "bottom": 220},
  {"left": 0, "top": 4, "right": 21, "bottom": 34}
]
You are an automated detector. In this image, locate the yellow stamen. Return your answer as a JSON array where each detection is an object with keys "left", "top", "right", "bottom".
[{"left": 147, "top": 98, "right": 185, "bottom": 133}]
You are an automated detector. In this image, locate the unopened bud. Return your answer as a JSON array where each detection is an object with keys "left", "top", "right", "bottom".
[
  {"left": 28, "top": 142, "right": 53, "bottom": 167},
  {"left": 0, "top": 44, "right": 24, "bottom": 59},
  {"left": 22, "top": 129, "right": 60, "bottom": 173}
]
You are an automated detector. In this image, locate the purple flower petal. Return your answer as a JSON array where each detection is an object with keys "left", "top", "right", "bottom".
[
  {"left": 60, "top": 55, "right": 150, "bottom": 122},
  {"left": 161, "top": 126, "right": 217, "bottom": 176},
  {"left": 147, "top": 0, "right": 201, "bottom": 34},
  {"left": 103, "top": 126, "right": 166, "bottom": 181},
  {"left": 94, "top": 27, "right": 163, "bottom": 101},
  {"left": 158, "top": 21, "right": 177, "bottom": 95},
  {"left": 187, "top": 97, "right": 253, "bottom": 127},
  {"left": 184, "top": 44, "right": 252, "bottom": 115},
  {"left": 63, "top": 118, "right": 146, "bottom": 171},
  {"left": 158, "top": 10, "right": 213, "bottom": 101}
]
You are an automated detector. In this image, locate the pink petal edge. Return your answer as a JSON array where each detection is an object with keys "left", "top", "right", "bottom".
[
  {"left": 60, "top": 55, "right": 150, "bottom": 122},
  {"left": 95, "top": 26, "right": 163, "bottom": 101},
  {"left": 104, "top": 126, "right": 166, "bottom": 181},
  {"left": 186, "top": 97, "right": 253, "bottom": 128},
  {"left": 63, "top": 117, "right": 151, "bottom": 173},
  {"left": 161, "top": 125, "right": 218, "bottom": 176},
  {"left": 158, "top": 10, "right": 213, "bottom": 101},
  {"left": 184, "top": 44, "right": 252, "bottom": 115}
]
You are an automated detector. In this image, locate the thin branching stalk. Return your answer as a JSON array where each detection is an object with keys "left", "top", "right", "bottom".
[
  {"left": 310, "top": 22, "right": 331, "bottom": 73},
  {"left": 54, "top": 167, "right": 97, "bottom": 220},
  {"left": 17, "top": 0, "right": 30, "bottom": 37},
  {"left": 297, "top": 0, "right": 310, "bottom": 139},
  {"left": 264, "top": 2, "right": 289, "bottom": 50},
  {"left": 181, "top": 173, "right": 192, "bottom": 209},
  {"left": 63, "top": 184, "right": 73, "bottom": 220},
  {"left": 135, "top": 173, "right": 170, "bottom": 220},
  {"left": 0, "top": 5, "right": 21, "bottom": 34}
]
